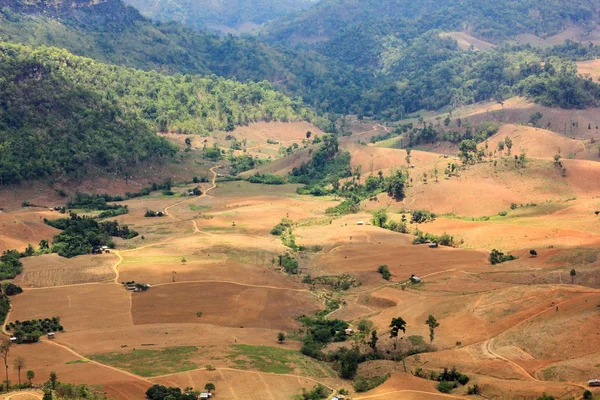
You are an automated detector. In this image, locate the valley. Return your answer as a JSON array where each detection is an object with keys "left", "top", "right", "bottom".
[{"left": 2, "top": 115, "right": 599, "bottom": 399}]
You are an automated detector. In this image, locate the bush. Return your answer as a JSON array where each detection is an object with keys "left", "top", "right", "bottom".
[
  {"left": 353, "top": 375, "right": 390, "bottom": 392},
  {"left": 490, "top": 249, "right": 517, "bottom": 265},
  {"left": 271, "top": 219, "right": 293, "bottom": 236},
  {"left": 279, "top": 254, "right": 299, "bottom": 274},
  {"left": 377, "top": 265, "right": 391, "bottom": 280},
  {"left": 411, "top": 210, "right": 436, "bottom": 223},
  {"left": 467, "top": 384, "right": 481, "bottom": 395},
  {"left": 437, "top": 381, "right": 456, "bottom": 393},
  {"left": 248, "top": 173, "right": 285, "bottom": 185},
  {"left": 2, "top": 283, "right": 23, "bottom": 296}
]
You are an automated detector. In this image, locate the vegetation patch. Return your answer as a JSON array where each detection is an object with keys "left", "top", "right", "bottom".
[
  {"left": 227, "top": 344, "right": 333, "bottom": 378},
  {"left": 353, "top": 374, "right": 390, "bottom": 392},
  {"left": 6, "top": 316, "right": 63, "bottom": 343},
  {"left": 90, "top": 346, "right": 198, "bottom": 377}
]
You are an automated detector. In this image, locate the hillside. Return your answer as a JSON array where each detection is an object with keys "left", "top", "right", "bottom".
[
  {"left": 263, "top": 0, "right": 600, "bottom": 46},
  {"left": 123, "top": 0, "right": 315, "bottom": 34},
  {"left": 0, "top": 42, "right": 311, "bottom": 184}
]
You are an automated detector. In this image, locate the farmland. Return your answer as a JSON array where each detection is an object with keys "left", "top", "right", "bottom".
[{"left": 1, "top": 120, "right": 599, "bottom": 399}]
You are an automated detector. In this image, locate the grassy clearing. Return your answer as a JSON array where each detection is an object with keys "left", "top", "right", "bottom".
[
  {"left": 189, "top": 204, "right": 212, "bottom": 211},
  {"left": 226, "top": 344, "right": 335, "bottom": 378},
  {"left": 90, "top": 346, "right": 198, "bottom": 377},
  {"left": 550, "top": 249, "right": 600, "bottom": 265},
  {"left": 213, "top": 181, "right": 302, "bottom": 197},
  {"left": 66, "top": 359, "right": 89, "bottom": 364}
]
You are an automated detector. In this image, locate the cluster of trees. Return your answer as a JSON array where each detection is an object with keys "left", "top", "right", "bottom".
[
  {"left": 248, "top": 173, "right": 286, "bottom": 185},
  {"left": 5, "top": 317, "right": 63, "bottom": 343},
  {"left": 0, "top": 250, "right": 24, "bottom": 280},
  {"left": 146, "top": 383, "right": 215, "bottom": 400},
  {"left": 44, "top": 213, "right": 138, "bottom": 258},
  {"left": 490, "top": 249, "right": 517, "bottom": 265}
]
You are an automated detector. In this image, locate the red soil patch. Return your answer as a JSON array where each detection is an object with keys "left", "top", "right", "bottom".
[{"left": 131, "top": 282, "right": 321, "bottom": 330}]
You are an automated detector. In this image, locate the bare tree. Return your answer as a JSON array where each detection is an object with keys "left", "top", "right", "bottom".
[{"left": 13, "top": 356, "right": 25, "bottom": 387}]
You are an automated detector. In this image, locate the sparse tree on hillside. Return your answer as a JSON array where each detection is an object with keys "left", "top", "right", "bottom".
[
  {"left": 368, "top": 330, "right": 379, "bottom": 351},
  {"left": 504, "top": 136, "right": 513, "bottom": 156},
  {"left": 0, "top": 340, "right": 11, "bottom": 391},
  {"left": 444, "top": 116, "right": 451, "bottom": 126},
  {"left": 306, "top": 131, "right": 312, "bottom": 139},
  {"left": 185, "top": 137, "right": 192, "bottom": 149},
  {"left": 39, "top": 240, "right": 49, "bottom": 250},
  {"left": 425, "top": 315, "right": 440, "bottom": 343},
  {"left": 42, "top": 389, "right": 52, "bottom": 400},
  {"left": 570, "top": 269, "right": 577, "bottom": 284},
  {"left": 530, "top": 249, "right": 538, "bottom": 257},
  {"left": 389, "top": 317, "right": 407, "bottom": 358},
  {"left": 13, "top": 356, "right": 25, "bottom": 387},
  {"left": 277, "top": 332, "right": 286, "bottom": 344},
  {"left": 48, "top": 371, "right": 58, "bottom": 390}
]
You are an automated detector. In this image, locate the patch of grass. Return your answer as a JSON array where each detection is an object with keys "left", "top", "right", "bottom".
[
  {"left": 90, "top": 346, "right": 198, "bottom": 377},
  {"left": 550, "top": 249, "right": 600, "bottom": 265},
  {"left": 226, "top": 344, "right": 335, "bottom": 378},
  {"left": 66, "top": 359, "right": 89, "bottom": 364},
  {"left": 407, "top": 335, "right": 426, "bottom": 346},
  {"left": 213, "top": 181, "right": 302, "bottom": 197},
  {"left": 189, "top": 204, "right": 211, "bottom": 211}
]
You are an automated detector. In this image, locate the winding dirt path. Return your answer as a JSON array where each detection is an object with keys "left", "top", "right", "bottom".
[
  {"left": 151, "top": 280, "right": 309, "bottom": 292},
  {"left": 163, "top": 167, "right": 217, "bottom": 218}
]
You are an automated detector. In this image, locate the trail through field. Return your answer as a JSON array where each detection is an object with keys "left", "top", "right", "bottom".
[
  {"left": 163, "top": 167, "right": 217, "bottom": 219},
  {"left": 480, "top": 291, "right": 597, "bottom": 390},
  {"left": 151, "top": 280, "right": 309, "bottom": 292}
]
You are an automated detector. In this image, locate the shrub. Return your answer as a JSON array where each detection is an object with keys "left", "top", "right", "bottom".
[
  {"left": 352, "top": 375, "right": 390, "bottom": 392},
  {"left": 490, "top": 249, "right": 517, "bottom": 265},
  {"left": 377, "top": 265, "right": 391, "bottom": 280},
  {"left": 467, "top": 384, "right": 481, "bottom": 395},
  {"left": 437, "top": 381, "right": 455, "bottom": 393}
]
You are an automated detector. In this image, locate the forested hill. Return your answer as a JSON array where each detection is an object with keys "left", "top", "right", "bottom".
[
  {"left": 0, "top": 0, "right": 372, "bottom": 116},
  {"left": 123, "top": 0, "right": 315, "bottom": 33},
  {"left": 0, "top": 42, "right": 311, "bottom": 184},
  {"left": 263, "top": 0, "right": 600, "bottom": 45}
]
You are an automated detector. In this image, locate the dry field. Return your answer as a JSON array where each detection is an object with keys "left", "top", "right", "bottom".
[{"left": 1, "top": 122, "right": 600, "bottom": 399}]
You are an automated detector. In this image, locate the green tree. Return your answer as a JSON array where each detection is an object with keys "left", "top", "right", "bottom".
[
  {"left": 204, "top": 383, "right": 215, "bottom": 393},
  {"left": 371, "top": 209, "right": 388, "bottom": 228},
  {"left": 389, "top": 317, "right": 406, "bottom": 359},
  {"left": 26, "top": 370, "right": 34, "bottom": 385},
  {"left": 570, "top": 269, "right": 576, "bottom": 284},
  {"left": 339, "top": 349, "right": 360, "bottom": 379},
  {"left": 425, "top": 315, "right": 440, "bottom": 343},
  {"left": 39, "top": 240, "right": 49, "bottom": 250},
  {"left": 42, "top": 389, "right": 53, "bottom": 400},
  {"left": 277, "top": 332, "right": 286, "bottom": 344},
  {"left": 48, "top": 371, "right": 58, "bottom": 390},
  {"left": 368, "top": 330, "right": 378, "bottom": 351}
]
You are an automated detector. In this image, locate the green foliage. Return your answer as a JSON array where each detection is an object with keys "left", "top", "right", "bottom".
[
  {"left": 411, "top": 210, "right": 436, "bottom": 224},
  {"left": 425, "top": 315, "right": 439, "bottom": 343},
  {"left": 377, "top": 265, "right": 391, "bottom": 281},
  {"left": 353, "top": 374, "right": 390, "bottom": 392},
  {"left": 54, "top": 382, "right": 110, "bottom": 400},
  {"left": 297, "top": 384, "right": 330, "bottom": 400},
  {"left": 279, "top": 254, "right": 299, "bottom": 274},
  {"left": 271, "top": 218, "right": 293, "bottom": 236},
  {"left": 437, "top": 381, "right": 456, "bottom": 394},
  {"left": 536, "top": 394, "right": 556, "bottom": 400},
  {"left": 2, "top": 282, "right": 23, "bottom": 296},
  {"left": 146, "top": 384, "right": 197, "bottom": 400},
  {"left": 230, "top": 154, "right": 262, "bottom": 175},
  {"left": 6, "top": 316, "right": 62, "bottom": 343},
  {"left": 45, "top": 213, "right": 138, "bottom": 258},
  {"left": 0, "top": 41, "right": 311, "bottom": 183},
  {"left": 290, "top": 135, "right": 350, "bottom": 185},
  {"left": 126, "top": 0, "right": 314, "bottom": 30},
  {"left": 248, "top": 173, "right": 286, "bottom": 185},
  {"left": 371, "top": 209, "right": 388, "bottom": 228},
  {"left": 490, "top": 249, "right": 517, "bottom": 265},
  {"left": 338, "top": 348, "right": 361, "bottom": 379},
  {"left": 145, "top": 210, "right": 165, "bottom": 217},
  {"left": 0, "top": 250, "right": 24, "bottom": 280},
  {"left": 298, "top": 316, "right": 349, "bottom": 346},
  {"left": 413, "top": 230, "right": 456, "bottom": 247},
  {"left": 0, "top": 43, "right": 177, "bottom": 184}
]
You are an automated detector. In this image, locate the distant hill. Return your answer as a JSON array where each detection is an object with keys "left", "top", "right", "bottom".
[
  {"left": 263, "top": 0, "right": 600, "bottom": 46},
  {"left": 0, "top": 42, "right": 311, "bottom": 184},
  {"left": 0, "top": 0, "right": 373, "bottom": 117},
  {"left": 123, "top": 0, "right": 315, "bottom": 34}
]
